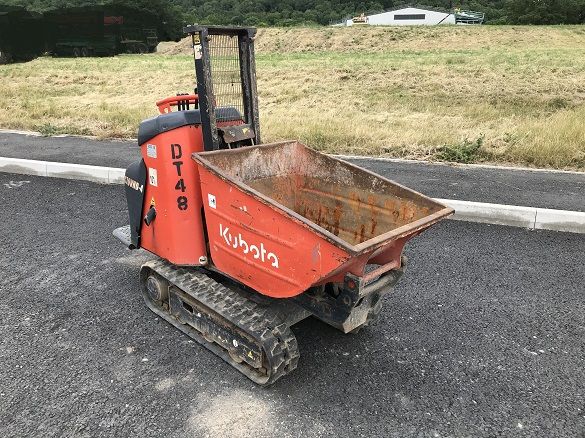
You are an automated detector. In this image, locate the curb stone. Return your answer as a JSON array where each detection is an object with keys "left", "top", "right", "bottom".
[{"left": 2, "top": 157, "right": 584, "bottom": 234}]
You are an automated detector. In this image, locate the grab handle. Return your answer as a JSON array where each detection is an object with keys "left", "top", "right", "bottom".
[{"left": 156, "top": 94, "right": 199, "bottom": 114}]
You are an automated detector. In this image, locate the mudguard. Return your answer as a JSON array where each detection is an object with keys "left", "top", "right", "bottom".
[{"left": 124, "top": 159, "right": 147, "bottom": 248}]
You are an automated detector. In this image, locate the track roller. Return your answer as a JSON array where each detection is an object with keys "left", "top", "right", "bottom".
[{"left": 139, "top": 260, "right": 299, "bottom": 385}]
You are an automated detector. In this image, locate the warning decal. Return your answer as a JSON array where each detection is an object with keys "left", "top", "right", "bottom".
[
  {"left": 148, "top": 168, "right": 158, "bottom": 187},
  {"left": 147, "top": 144, "right": 157, "bottom": 158},
  {"left": 208, "top": 193, "right": 216, "bottom": 209}
]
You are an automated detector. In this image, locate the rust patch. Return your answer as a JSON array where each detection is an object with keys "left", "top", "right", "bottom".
[
  {"left": 333, "top": 200, "right": 343, "bottom": 236},
  {"left": 370, "top": 216, "right": 377, "bottom": 235}
]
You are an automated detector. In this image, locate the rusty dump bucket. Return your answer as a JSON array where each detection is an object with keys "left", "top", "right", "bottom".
[{"left": 193, "top": 141, "right": 453, "bottom": 299}]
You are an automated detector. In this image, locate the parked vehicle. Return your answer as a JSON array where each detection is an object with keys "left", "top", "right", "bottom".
[
  {"left": 114, "top": 25, "right": 454, "bottom": 385},
  {"left": 44, "top": 6, "right": 161, "bottom": 57},
  {"left": 0, "top": 4, "right": 179, "bottom": 63},
  {"left": 0, "top": 6, "right": 45, "bottom": 64}
]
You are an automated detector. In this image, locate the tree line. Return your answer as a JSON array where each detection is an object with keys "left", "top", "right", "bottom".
[{"left": 2, "top": 0, "right": 584, "bottom": 25}]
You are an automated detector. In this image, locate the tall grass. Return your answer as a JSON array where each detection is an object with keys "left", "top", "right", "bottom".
[{"left": 0, "top": 25, "right": 584, "bottom": 170}]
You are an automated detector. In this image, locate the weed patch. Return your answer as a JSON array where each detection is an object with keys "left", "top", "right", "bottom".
[
  {"left": 38, "top": 123, "right": 60, "bottom": 137},
  {"left": 435, "top": 136, "right": 485, "bottom": 164}
]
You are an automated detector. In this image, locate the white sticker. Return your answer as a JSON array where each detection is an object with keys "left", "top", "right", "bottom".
[
  {"left": 149, "top": 168, "right": 158, "bottom": 187},
  {"left": 208, "top": 193, "right": 216, "bottom": 209},
  {"left": 194, "top": 44, "right": 202, "bottom": 60},
  {"left": 146, "top": 144, "right": 157, "bottom": 158}
]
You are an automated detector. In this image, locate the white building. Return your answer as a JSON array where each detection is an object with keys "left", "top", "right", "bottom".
[{"left": 342, "top": 6, "right": 484, "bottom": 26}]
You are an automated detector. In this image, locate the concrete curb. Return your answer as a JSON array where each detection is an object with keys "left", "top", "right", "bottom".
[
  {"left": 0, "top": 157, "right": 124, "bottom": 185},
  {"left": 2, "top": 157, "right": 584, "bottom": 234},
  {"left": 436, "top": 199, "right": 536, "bottom": 229},
  {"left": 0, "top": 129, "right": 131, "bottom": 142},
  {"left": 0, "top": 129, "right": 44, "bottom": 137},
  {"left": 436, "top": 199, "right": 585, "bottom": 234}
]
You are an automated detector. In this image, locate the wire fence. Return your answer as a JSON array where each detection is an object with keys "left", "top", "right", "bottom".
[{"left": 208, "top": 34, "right": 245, "bottom": 118}]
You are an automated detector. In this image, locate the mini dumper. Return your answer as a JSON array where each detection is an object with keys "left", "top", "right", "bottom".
[{"left": 114, "top": 25, "right": 454, "bottom": 385}]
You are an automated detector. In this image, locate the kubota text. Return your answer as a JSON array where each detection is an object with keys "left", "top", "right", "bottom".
[{"left": 219, "top": 224, "right": 279, "bottom": 268}]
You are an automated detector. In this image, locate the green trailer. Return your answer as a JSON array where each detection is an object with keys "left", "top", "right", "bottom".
[
  {"left": 44, "top": 6, "right": 161, "bottom": 57},
  {"left": 0, "top": 6, "right": 45, "bottom": 64}
]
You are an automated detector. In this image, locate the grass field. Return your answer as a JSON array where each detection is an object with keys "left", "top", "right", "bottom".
[{"left": 1, "top": 25, "right": 584, "bottom": 169}]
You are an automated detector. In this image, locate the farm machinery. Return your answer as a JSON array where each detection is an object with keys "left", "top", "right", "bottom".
[
  {"left": 0, "top": 6, "right": 45, "bottom": 64},
  {"left": 114, "top": 25, "right": 453, "bottom": 385}
]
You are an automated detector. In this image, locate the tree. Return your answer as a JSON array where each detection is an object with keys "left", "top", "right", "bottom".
[{"left": 2, "top": 0, "right": 584, "bottom": 24}]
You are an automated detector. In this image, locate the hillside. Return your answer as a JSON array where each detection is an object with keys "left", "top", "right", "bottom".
[{"left": 161, "top": 25, "right": 585, "bottom": 55}]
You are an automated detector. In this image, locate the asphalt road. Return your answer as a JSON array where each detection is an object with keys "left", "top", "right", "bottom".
[
  {"left": 1, "top": 173, "right": 584, "bottom": 438},
  {"left": 1, "top": 132, "right": 584, "bottom": 211}
]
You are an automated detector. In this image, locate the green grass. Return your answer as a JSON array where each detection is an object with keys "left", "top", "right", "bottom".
[{"left": 1, "top": 25, "right": 584, "bottom": 169}]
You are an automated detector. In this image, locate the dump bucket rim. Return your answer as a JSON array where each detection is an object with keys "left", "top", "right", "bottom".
[{"left": 192, "top": 141, "right": 454, "bottom": 256}]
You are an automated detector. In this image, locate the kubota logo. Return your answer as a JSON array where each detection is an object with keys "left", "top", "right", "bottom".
[
  {"left": 125, "top": 176, "right": 143, "bottom": 193},
  {"left": 220, "top": 224, "right": 279, "bottom": 268}
]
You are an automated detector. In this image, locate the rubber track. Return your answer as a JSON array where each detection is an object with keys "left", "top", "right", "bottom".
[{"left": 141, "top": 259, "right": 299, "bottom": 385}]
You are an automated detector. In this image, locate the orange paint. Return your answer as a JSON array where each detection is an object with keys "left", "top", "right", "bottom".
[{"left": 140, "top": 124, "right": 208, "bottom": 266}]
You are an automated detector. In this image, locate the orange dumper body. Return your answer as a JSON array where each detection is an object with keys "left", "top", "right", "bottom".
[{"left": 139, "top": 130, "right": 452, "bottom": 299}]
